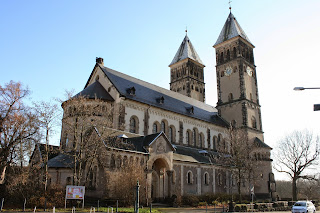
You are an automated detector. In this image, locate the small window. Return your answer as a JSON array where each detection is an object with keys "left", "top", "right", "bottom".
[
  {"left": 169, "top": 127, "right": 173, "bottom": 143},
  {"left": 251, "top": 116, "right": 257, "bottom": 129},
  {"left": 153, "top": 122, "right": 158, "bottom": 133},
  {"left": 227, "top": 49, "right": 230, "bottom": 61},
  {"left": 187, "top": 171, "right": 193, "bottom": 184},
  {"left": 228, "top": 93, "right": 233, "bottom": 102},
  {"left": 204, "top": 172, "right": 209, "bottom": 185},
  {"left": 233, "top": 47, "right": 237, "bottom": 59},
  {"left": 218, "top": 173, "right": 222, "bottom": 186},
  {"left": 161, "top": 121, "right": 165, "bottom": 132},
  {"left": 129, "top": 116, "right": 138, "bottom": 133},
  {"left": 186, "top": 131, "right": 190, "bottom": 145}
]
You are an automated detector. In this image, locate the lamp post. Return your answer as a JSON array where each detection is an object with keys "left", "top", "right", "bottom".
[{"left": 293, "top": 87, "right": 320, "bottom": 111}]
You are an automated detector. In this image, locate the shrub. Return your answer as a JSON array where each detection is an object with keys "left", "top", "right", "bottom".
[{"left": 182, "top": 195, "right": 199, "bottom": 207}]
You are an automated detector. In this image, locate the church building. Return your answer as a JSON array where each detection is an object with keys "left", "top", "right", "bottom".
[{"left": 47, "top": 12, "right": 276, "bottom": 201}]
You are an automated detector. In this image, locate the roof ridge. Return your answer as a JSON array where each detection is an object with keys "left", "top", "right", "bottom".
[{"left": 101, "top": 66, "right": 216, "bottom": 112}]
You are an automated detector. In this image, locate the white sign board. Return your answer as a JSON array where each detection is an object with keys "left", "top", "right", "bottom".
[
  {"left": 65, "top": 185, "right": 85, "bottom": 209},
  {"left": 66, "top": 185, "right": 85, "bottom": 199}
]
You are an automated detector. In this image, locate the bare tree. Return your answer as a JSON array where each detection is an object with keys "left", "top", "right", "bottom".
[
  {"left": 0, "top": 81, "right": 39, "bottom": 185},
  {"left": 60, "top": 95, "right": 115, "bottom": 186},
  {"left": 222, "top": 127, "right": 257, "bottom": 202},
  {"left": 33, "top": 101, "right": 60, "bottom": 209},
  {"left": 107, "top": 154, "right": 147, "bottom": 206},
  {"left": 274, "top": 130, "right": 320, "bottom": 201}
]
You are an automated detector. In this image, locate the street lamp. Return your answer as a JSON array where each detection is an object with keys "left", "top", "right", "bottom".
[
  {"left": 293, "top": 86, "right": 320, "bottom": 111},
  {"left": 293, "top": 87, "right": 320, "bottom": 91}
]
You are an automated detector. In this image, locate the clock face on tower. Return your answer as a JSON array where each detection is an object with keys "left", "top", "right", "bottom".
[
  {"left": 246, "top": 66, "right": 253, "bottom": 77},
  {"left": 225, "top": 66, "right": 233, "bottom": 76}
]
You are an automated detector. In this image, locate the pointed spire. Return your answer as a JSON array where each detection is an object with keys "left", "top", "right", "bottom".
[
  {"left": 169, "top": 34, "right": 204, "bottom": 66},
  {"left": 214, "top": 12, "right": 252, "bottom": 46}
]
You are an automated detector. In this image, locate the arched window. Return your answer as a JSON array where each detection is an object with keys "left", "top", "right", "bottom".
[
  {"left": 213, "top": 136, "right": 217, "bottom": 151},
  {"left": 218, "top": 173, "right": 223, "bottom": 186},
  {"left": 220, "top": 52, "right": 224, "bottom": 63},
  {"left": 161, "top": 121, "right": 165, "bottom": 132},
  {"left": 199, "top": 133, "right": 204, "bottom": 148},
  {"left": 153, "top": 122, "right": 158, "bottom": 133},
  {"left": 193, "top": 129, "right": 197, "bottom": 147},
  {"left": 186, "top": 131, "right": 190, "bottom": 145},
  {"left": 204, "top": 172, "right": 209, "bottom": 185},
  {"left": 218, "top": 134, "right": 223, "bottom": 151},
  {"left": 129, "top": 116, "right": 138, "bottom": 133},
  {"left": 250, "top": 93, "right": 253, "bottom": 101},
  {"left": 187, "top": 171, "right": 193, "bottom": 184},
  {"left": 228, "top": 93, "right": 233, "bottom": 102},
  {"left": 251, "top": 116, "right": 257, "bottom": 128},
  {"left": 233, "top": 47, "right": 237, "bottom": 59},
  {"left": 227, "top": 49, "right": 230, "bottom": 61}
]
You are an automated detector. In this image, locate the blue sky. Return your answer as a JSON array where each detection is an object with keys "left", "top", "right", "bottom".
[{"left": 1, "top": 0, "right": 320, "bottom": 180}]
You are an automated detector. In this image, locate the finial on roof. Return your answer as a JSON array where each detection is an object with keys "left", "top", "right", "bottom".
[
  {"left": 228, "top": 0, "right": 232, "bottom": 12},
  {"left": 185, "top": 27, "right": 188, "bottom": 35}
]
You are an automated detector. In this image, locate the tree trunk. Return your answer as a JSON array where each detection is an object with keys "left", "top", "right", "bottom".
[
  {"left": 292, "top": 177, "right": 297, "bottom": 201},
  {"left": 238, "top": 170, "right": 242, "bottom": 203}
]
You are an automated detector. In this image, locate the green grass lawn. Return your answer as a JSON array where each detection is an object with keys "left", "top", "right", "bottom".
[{"left": 0, "top": 207, "right": 163, "bottom": 213}]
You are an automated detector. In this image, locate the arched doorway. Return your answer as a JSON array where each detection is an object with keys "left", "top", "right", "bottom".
[{"left": 151, "top": 158, "right": 169, "bottom": 200}]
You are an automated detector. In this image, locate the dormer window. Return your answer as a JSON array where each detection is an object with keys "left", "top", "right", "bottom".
[
  {"left": 127, "top": 87, "right": 136, "bottom": 96},
  {"left": 158, "top": 96, "right": 165, "bottom": 104},
  {"left": 188, "top": 106, "right": 194, "bottom": 114}
]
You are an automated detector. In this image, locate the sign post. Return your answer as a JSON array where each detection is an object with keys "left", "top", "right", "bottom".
[{"left": 65, "top": 185, "right": 85, "bottom": 209}]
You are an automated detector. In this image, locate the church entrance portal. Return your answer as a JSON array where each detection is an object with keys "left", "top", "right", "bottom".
[{"left": 151, "top": 158, "right": 170, "bottom": 200}]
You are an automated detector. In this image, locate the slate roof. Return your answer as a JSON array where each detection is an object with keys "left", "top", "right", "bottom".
[
  {"left": 169, "top": 35, "right": 204, "bottom": 66},
  {"left": 47, "top": 153, "right": 75, "bottom": 168},
  {"left": 254, "top": 137, "right": 272, "bottom": 149},
  {"left": 214, "top": 12, "right": 252, "bottom": 46},
  {"left": 174, "top": 145, "right": 221, "bottom": 164},
  {"left": 74, "top": 81, "right": 114, "bottom": 101},
  {"left": 98, "top": 65, "right": 228, "bottom": 127},
  {"left": 30, "top": 143, "right": 60, "bottom": 164}
]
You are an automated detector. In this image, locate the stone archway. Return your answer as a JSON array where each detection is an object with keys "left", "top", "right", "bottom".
[{"left": 148, "top": 158, "right": 173, "bottom": 201}]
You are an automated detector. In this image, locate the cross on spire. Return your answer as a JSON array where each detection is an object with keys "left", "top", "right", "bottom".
[
  {"left": 228, "top": 0, "right": 232, "bottom": 12},
  {"left": 185, "top": 26, "right": 188, "bottom": 35}
]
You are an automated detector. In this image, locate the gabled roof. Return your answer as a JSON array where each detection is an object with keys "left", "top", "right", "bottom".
[
  {"left": 214, "top": 12, "right": 252, "bottom": 46},
  {"left": 47, "top": 153, "right": 74, "bottom": 168},
  {"left": 30, "top": 143, "right": 60, "bottom": 164},
  {"left": 127, "top": 132, "right": 175, "bottom": 153},
  {"left": 74, "top": 81, "right": 114, "bottom": 101},
  {"left": 254, "top": 137, "right": 272, "bottom": 149},
  {"left": 98, "top": 65, "right": 228, "bottom": 127},
  {"left": 169, "top": 35, "right": 204, "bottom": 66}
]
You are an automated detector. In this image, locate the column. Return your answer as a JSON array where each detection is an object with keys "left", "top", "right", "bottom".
[
  {"left": 181, "top": 165, "right": 184, "bottom": 196},
  {"left": 212, "top": 168, "right": 216, "bottom": 193},
  {"left": 197, "top": 168, "right": 201, "bottom": 195},
  {"left": 146, "top": 169, "right": 153, "bottom": 202},
  {"left": 167, "top": 170, "right": 173, "bottom": 197}
]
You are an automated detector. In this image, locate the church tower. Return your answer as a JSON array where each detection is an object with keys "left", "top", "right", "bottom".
[
  {"left": 214, "top": 12, "right": 263, "bottom": 138},
  {"left": 169, "top": 34, "right": 206, "bottom": 102}
]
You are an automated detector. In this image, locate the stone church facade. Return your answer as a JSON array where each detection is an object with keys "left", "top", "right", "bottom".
[{"left": 47, "top": 12, "right": 276, "bottom": 201}]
